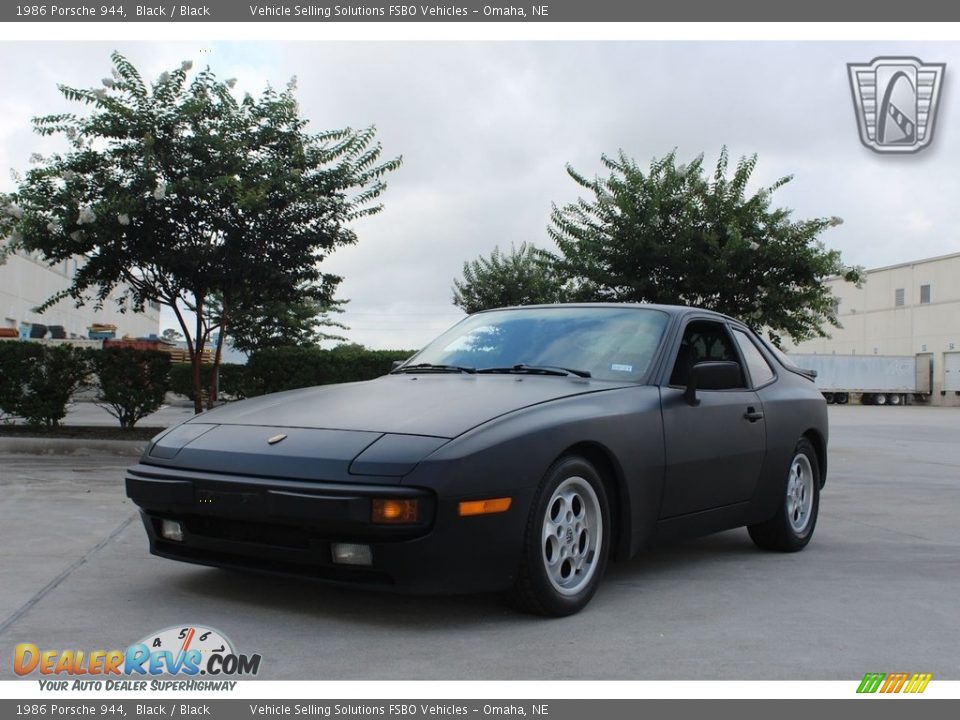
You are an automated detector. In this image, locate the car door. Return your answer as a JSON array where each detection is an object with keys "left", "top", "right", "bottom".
[{"left": 659, "top": 318, "right": 766, "bottom": 518}]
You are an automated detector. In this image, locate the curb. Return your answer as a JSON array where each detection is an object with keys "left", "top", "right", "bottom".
[{"left": 0, "top": 437, "right": 146, "bottom": 457}]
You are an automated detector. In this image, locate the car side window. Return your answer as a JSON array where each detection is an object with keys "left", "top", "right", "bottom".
[
  {"left": 732, "top": 328, "right": 776, "bottom": 387},
  {"left": 669, "top": 320, "right": 745, "bottom": 387}
]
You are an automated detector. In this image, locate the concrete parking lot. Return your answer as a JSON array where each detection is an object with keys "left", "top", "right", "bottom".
[{"left": 1, "top": 405, "right": 958, "bottom": 680}]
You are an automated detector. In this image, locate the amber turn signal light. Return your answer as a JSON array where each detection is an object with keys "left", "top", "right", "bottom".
[
  {"left": 458, "top": 497, "right": 512, "bottom": 517},
  {"left": 371, "top": 498, "right": 419, "bottom": 524}
]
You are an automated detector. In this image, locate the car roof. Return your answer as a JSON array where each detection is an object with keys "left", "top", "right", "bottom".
[{"left": 475, "top": 302, "right": 738, "bottom": 323}]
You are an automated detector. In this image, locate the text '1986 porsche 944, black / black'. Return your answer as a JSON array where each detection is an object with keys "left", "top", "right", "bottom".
[{"left": 127, "top": 304, "right": 827, "bottom": 616}]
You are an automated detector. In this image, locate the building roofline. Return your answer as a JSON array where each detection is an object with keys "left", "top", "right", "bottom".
[{"left": 863, "top": 250, "right": 960, "bottom": 274}]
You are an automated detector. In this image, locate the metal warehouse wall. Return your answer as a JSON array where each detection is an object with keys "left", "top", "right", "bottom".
[
  {"left": 787, "top": 251, "right": 960, "bottom": 406},
  {"left": 0, "top": 249, "right": 160, "bottom": 340}
]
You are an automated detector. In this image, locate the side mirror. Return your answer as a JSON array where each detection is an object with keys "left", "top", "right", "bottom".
[
  {"left": 684, "top": 361, "right": 742, "bottom": 406},
  {"left": 390, "top": 360, "right": 405, "bottom": 371}
]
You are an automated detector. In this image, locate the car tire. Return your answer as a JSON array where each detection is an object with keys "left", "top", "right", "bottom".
[
  {"left": 748, "top": 438, "right": 820, "bottom": 552},
  {"left": 506, "top": 456, "right": 611, "bottom": 617}
]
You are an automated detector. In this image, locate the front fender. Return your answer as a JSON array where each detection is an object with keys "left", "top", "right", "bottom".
[{"left": 404, "top": 384, "right": 665, "bottom": 558}]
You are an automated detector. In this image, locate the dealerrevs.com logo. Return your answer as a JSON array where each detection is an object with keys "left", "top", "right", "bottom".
[{"left": 14, "top": 625, "right": 261, "bottom": 690}]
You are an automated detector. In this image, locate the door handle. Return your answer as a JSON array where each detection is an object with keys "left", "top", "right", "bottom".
[{"left": 743, "top": 407, "right": 765, "bottom": 422}]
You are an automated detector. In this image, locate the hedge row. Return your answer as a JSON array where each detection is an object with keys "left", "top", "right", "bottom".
[
  {"left": 168, "top": 345, "right": 414, "bottom": 399},
  {"left": 0, "top": 343, "right": 170, "bottom": 429},
  {"left": 168, "top": 363, "right": 249, "bottom": 401},
  {"left": 244, "top": 345, "right": 414, "bottom": 395},
  {"left": 0, "top": 342, "right": 415, "bottom": 428}
]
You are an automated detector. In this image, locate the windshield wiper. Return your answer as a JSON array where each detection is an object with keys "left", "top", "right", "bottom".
[
  {"left": 477, "top": 364, "right": 591, "bottom": 378},
  {"left": 391, "top": 363, "right": 477, "bottom": 374}
]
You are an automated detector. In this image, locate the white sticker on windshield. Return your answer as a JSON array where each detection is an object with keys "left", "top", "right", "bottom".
[{"left": 611, "top": 363, "right": 634, "bottom": 372}]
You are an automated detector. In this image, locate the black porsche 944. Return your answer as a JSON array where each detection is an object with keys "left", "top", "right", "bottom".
[{"left": 127, "top": 304, "right": 827, "bottom": 616}]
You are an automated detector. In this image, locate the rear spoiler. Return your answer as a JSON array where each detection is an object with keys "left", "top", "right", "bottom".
[
  {"left": 788, "top": 365, "right": 817, "bottom": 382},
  {"left": 750, "top": 332, "right": 818, "bottom": 383},
  {"left": 775, "top": 355, "right": 817, "bottom": 382}
]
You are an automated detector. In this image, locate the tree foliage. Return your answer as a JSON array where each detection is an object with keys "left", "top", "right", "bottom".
[
  {"left": 548, "top": 148, "right": 862, "bottom": 345},
  {"left": 214, "top": 288, "right": 348, "bottom": 355},
  {"left": 0, "top": 53, "right": 400, "bottom": 411},
  {"left": 452, "top": 242, "right": 566, "bottom": 314}
]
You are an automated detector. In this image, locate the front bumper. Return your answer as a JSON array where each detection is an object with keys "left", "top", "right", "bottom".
[{"left": 126, "top": 463, "right": 530, "bottom": 594}]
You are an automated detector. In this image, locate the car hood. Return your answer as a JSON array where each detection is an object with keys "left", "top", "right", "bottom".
[
  {"left": 141, "top": 375, "right": 630, "bottom": 481},
  {"left": 188, "top": 373, "right": 626, "bottom": 439}
]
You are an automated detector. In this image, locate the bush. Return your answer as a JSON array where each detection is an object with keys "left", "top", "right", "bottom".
[
  {"left": 218, "top": 363, "right": 248, "bottom": 399},
  {"left": 164, "top": 345, "right": 414, "bottom": 402},
  {"left": 93, "top": 348, "right": 171, "bottom": 428},
  {"left": 244, "top": 347, "right": 328, "bottom": 395},
  {"left": 0, "top": 342, "right": 93, "bottom": 428},
  {"left": 0, "top": 342, "right": 40, "bottom": 419},
  {"left": 0, "top": 341, "right": 419, "bottom": 424},
  {"left": 168, "top": 362, "right": 247, "bottom": 401},
  {"left": 169, "top": 363, "right": 212, "bottom": 401},
  {"left": 244, "top": 345, "right": 414, "bottom": 396},
  {"left": 327, "top": 344, "right": 416, "bottom": 384}
]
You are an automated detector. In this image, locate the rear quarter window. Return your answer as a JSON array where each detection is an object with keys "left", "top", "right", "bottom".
[{"left": 732, "top": 328, "right": 776, "bottom": 387}]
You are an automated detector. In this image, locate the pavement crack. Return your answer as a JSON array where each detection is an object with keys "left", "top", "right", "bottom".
[{"left": 0, "top": 512, "right": 137, "bottom": 637}]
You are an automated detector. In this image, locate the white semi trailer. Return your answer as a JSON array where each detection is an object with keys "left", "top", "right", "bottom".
[{"left": 786, "top": 353, "right": 932, "bottom": 406}]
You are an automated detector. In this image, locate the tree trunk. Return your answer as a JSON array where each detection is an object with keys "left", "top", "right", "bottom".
[
  {"left": 208, "top": 306, "right": 229, "bottom": 411},
  {"left": 169, "top": 298, "right": 201, "bottom": 415},
  {"left": 192, "top": 295, "right": 205, "bottom": 414}
]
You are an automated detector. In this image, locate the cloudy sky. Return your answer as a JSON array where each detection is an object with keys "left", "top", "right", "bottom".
[{"left": 2, "top": 40, "right": 959, "bottom": 349}]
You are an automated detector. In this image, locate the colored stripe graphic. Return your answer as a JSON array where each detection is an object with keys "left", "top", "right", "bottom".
[
  {"left": 881, "top": 672, "right": 909, "bottom": 693},
  {"left": 905, "top": 673, "right": 933, "bottom": 694},
  {"left": 857, "top": 672, "right": 932, "bottom": 694},
  {"left": 857, "top": 673, "right": 885, "bottom": 693}
]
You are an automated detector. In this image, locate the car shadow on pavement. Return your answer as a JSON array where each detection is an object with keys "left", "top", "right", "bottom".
[
  {"left": 163, "top": 529, "right": 762, "bottom": 627},
  {"left": 172, "top": 566, "right": 513, "bottom": 626},
  {"left": 610, "top": 529, "right": 762, "bottom": 577}
]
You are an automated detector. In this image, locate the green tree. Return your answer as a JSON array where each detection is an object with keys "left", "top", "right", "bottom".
[
  {"left": 160, "top": 328, "right": 184, "bottom": 342},
  {"left": 214, "top": 288, "right": 348, "bottom": 355},
  {"left": 549, "top": 148, "right": 861, "bottom": 345},
  {"left": 0, "top": 53, "right": 400, "bottom": 412},
  {"left": 452, "top": 242, "right": 566, "bottom": 314}
]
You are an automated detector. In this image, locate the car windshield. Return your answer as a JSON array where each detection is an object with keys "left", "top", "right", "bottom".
[{"left": 401, "top": 306, "right": 669, "bottom": 382}]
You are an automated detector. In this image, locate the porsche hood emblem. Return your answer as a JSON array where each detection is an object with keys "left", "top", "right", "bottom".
[{"left": 267, "top": 433, "right": 287, "bottom": 445}]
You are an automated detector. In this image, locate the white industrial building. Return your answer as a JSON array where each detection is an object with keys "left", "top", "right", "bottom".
[
  {"left": 787, "top": 251, "right": 960, "bottom": 406},
  {"left": 0, "top": 248, "right": 160, "bottom": 340}
]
